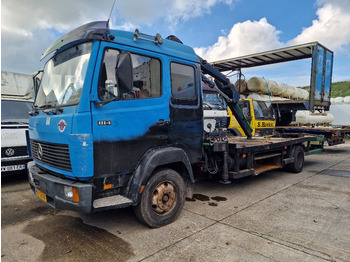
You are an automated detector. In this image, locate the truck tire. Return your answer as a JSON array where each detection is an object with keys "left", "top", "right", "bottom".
[
  {"left": 285, "top": 145, "right": 304, "bottom": 173},
  {"left": 133, "top": 168, "right": 186, "bottom": 228}
]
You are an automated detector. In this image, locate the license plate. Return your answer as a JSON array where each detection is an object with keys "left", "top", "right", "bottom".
[
  {"left": 1, "top": 164, "right": 26, "bottom": 172},
  {"left": 35, "top": 188, "right": 47, "bottom": 202}
]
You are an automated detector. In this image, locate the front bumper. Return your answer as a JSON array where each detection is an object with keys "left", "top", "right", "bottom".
[{"left": 27, "top": 161, "right": 93, "bottom": 213}]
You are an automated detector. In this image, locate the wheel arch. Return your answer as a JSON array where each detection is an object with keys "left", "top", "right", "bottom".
[{"left": 127, "top": 147, "right": 194, "bottom": 204}]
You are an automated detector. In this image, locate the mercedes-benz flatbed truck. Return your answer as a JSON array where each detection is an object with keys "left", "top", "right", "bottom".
[{"left": 27, "top": 21, "right": 317, "bottom": 227}]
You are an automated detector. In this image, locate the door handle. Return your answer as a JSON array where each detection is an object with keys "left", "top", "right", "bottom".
[{"left": 156, "top": 119, "right": 169, "bottom": 126}]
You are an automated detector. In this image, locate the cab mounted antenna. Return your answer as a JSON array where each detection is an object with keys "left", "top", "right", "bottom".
[{"left": 107, "top": 0, "right": 117, "bottom": 26}]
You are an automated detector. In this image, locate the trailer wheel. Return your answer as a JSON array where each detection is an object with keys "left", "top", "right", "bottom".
[
  {"left": 134, "top": 168, "right": 186, "bottom": 228},
  {"left": 286, "top": 146, "right": 304, "bottom": 173}
]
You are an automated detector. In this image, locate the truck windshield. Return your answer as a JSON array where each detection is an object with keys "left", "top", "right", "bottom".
[
  {"left": 1, "top": 100, "right": 33, "bottom": 124},
  {"left": 203, "top": 93, "right": 226, "bottom": 110},
  {"left": 34, "top": 42, "right": 92, "bottom": 108}
]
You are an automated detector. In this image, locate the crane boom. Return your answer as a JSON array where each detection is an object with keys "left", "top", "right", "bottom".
[{"left": 199, "top": 56, "right": 252, "bottom": 138}]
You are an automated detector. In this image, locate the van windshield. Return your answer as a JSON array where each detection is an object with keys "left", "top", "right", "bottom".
[
  {"left": 34, "top": 42, "right": 92, "bottom": 108},
  {"left": 1, "top": 100, "right": 33, "bottom": 124},
  {"left": 203, "top": 93, "right": 226, "bottom": 110}
]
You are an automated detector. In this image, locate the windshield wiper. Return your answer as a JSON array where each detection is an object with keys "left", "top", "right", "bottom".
[
  {"left": 29, "top": 105, "right": 39, "bottom": 116},
  {"left": 36, "top": 104, "right": 63, "bottom": 114},
  {"left": 203, "top": 101, "right": 213, "bottom": 110},
  {"left": 43, "top": 105, "right": 64, "bottom": 114},
  {"left": 203, "top": 102, "right": 213, "bottom": 110},
  {"left": 37, "top": 104, "right": 54, "bottom": 109}
]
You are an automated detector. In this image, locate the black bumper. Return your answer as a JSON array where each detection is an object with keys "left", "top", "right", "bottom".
[{"left": 27, "top": 161, "right": 93, "bottom": 213}]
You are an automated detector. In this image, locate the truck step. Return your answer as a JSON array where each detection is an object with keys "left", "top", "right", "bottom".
[{"left": 93, "top": 195, "right": 133, "bottom": 209}]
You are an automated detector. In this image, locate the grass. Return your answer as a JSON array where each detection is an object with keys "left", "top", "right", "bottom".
[
  {"left": 301, "top": 81, "right": 350, "bottom": 98},
  {"left": 330, "top": 81, "right": 350, "bottom": 98}
]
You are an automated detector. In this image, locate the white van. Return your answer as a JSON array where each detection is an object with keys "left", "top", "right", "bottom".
[
  {"left": 1, "top": 98, "right": 33, "bottom": 174},
  {"left": 202, "top": 83, "right": 229, "bottom": 133}
]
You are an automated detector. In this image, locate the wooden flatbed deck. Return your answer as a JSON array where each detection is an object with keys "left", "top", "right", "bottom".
[{"left": 227, "top": 136, "right": 317, "bottom": 150}]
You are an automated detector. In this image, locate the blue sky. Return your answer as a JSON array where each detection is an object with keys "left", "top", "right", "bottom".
[
  {"left": 2, "top": 0, "right": 350, "bottom": 87},
  {"left": 140, "top": 0, "right": 318, "bottom": 47}
]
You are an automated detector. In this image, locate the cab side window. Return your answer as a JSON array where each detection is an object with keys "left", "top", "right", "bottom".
[
  {"left": 171, "top": 62, "right": 196, "bottom": 101},
  {"left": 98, "top": 48, "right": 162, "bottom": 101}
]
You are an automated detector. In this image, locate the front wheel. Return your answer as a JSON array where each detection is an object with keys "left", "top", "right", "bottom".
[{"left": 133, "top": 168, "right": 186, "bottom": 228}]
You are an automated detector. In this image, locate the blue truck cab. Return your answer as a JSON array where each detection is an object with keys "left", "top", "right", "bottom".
[{"left": 28, "top": 21, "right": 203, "bottom": 227}]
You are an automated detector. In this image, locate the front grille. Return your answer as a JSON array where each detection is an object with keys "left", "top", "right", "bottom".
[
  {"left": 30, "top": 139, "right": 72, "bottom": 171},
  {"left": 1, "top": 146, "right": 28, "bottom": 158}
]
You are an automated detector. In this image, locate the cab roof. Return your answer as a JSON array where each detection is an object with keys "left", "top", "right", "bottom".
[{"left": 42, "top": 21, "right": 199, "bottom": 63}]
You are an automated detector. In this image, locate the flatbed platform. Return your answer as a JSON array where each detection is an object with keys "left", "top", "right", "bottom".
[
  {"left": 209, "top": 135, "right": 320, "bottom": 180},
  {"left": 276, "top": 125, "right": 346, "bottom": 134},
  {"left": 227, "top": 135, "right": 317, "bottom": 151},
  {"left": 276, "top": 126, "right": 350, "bottom": 146}
]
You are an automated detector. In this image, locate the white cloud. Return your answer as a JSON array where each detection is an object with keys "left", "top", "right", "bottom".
[
  {"left": 165, "top": 0, "right": 234, "bottom": 30},
  {"left": 1, "top": 0, "right": 113, "bottom": 73},
  {"left": 192, "top": 0, "right": 350, "bottom": 86},
  {"left": 1, "top": 0, "right": 236, "bottom": 73},
  {"left": 195, "top": 18, "right": 283, "bottom": 62},
  {"left": 113, "top": 0, "right": 235, "bottom": 32},
  {"left": 113, "top": 21, "right": 139, "bottom": 32},
  {"left": 289, "top": 0, "right": 350, "bottom": 52},
  {"left": 1, "top": 0, "right": 112, "bottom": 33},
  {"left": 195, "top": 0, "right": 350, "bottom": 63}
]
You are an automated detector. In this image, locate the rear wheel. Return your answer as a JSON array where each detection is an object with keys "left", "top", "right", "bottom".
[
  {"left": 134, "top": 168, "right": 186, "bottom": 228},
  {"left": 285, "top": 145, "right": 304, "bottom": 173}
]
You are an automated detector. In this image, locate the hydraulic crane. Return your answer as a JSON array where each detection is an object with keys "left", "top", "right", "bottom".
[{"left": 199, "top": 57, "right": 253, "bottom": 138}]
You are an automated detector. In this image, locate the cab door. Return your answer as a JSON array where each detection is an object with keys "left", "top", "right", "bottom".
[
  {"left": 168, "top": 61, "right": 203, "bottom": 162},
  {"left": 91, "top": 44, "right": 169, "bottom": 177}
]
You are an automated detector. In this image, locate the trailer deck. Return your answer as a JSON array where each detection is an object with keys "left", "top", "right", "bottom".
[
  {"left": 276, "top": 126, "right": 350, "bottom": 146},
  {"left": 227, "top": 135, "right": 317, "bottom": 151}
]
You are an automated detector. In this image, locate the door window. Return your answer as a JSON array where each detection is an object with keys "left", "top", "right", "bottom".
[
  {"left": 170, "top": 62, "right": 197, "bottom": 102},
  {"left": 98, "top": 48, "right": 162, "bottom": 101}
]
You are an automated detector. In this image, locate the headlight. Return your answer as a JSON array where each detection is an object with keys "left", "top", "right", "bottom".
[
  {"left": 64, "top": 186, "right": 73, "bottom": 200},
  {"left": 63, "top": 186, "right": 79, "bottom": 202}
]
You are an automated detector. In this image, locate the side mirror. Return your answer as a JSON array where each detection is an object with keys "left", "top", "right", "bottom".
[{"left": 115, "top": 52, "right": 133, "bottom": 93}]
